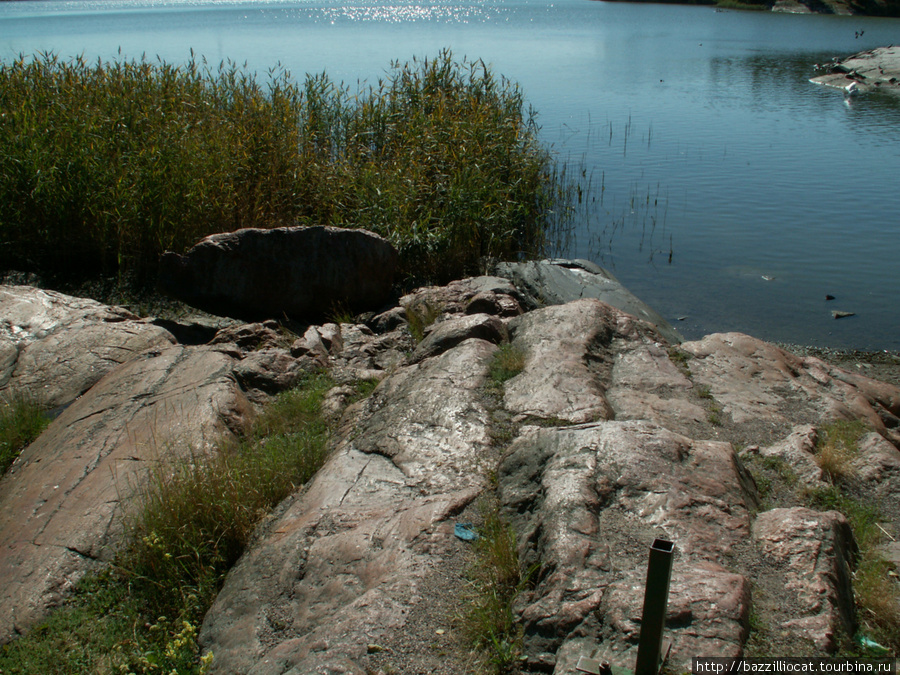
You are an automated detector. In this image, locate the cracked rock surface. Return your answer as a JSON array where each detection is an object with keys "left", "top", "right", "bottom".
[
  {"left": 0, "top": 344, "right": 255, "bottom": 643},
  {"left": 200, "top": 271, "right": 900, "bottom": 674},
  {"left": 0, "top": 285, "right": 176, "bottom": 408},
  {"left": 2, "top": 262, "right": 900, "bottom": 671}
]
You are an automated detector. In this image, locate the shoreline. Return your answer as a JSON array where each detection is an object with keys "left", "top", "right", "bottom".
[
  {"left": 810, "top": 45, "right": 900, "bottom": 95},
  {"left": 777, "top": 343, "right": 900, "bottom": 387},
  {"left": 596, "top": 0, "right": 900, "bottom": 16},
  {"left": 8, "top": 270, "right": 900, "bottom": 388}
]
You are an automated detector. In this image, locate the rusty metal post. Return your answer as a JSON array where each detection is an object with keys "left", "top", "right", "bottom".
[{"left": 634, "top": 538, "right": 675, "bottom": 675}]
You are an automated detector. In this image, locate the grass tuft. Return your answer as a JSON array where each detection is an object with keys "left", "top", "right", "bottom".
[
  {"left": 488, "top": 344, "right": 526, "bottom": 387},
  {"left": 814, "top": 419, "right": 867, "bottom": 484},
  {"left": 462, "top": 498, "right": 532, "bottom": 673},
  {"left": 0, "top": 390, "right": 50, "bottom": 476},
  {"left": 121, "top": 373, "right": 333, "bottom": 600},
  {"left": 404, "top": 298, "right": 444, "bottom": 342}
]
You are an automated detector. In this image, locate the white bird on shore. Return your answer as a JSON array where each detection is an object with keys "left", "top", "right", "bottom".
[{"left": 844, "top": 81, "right": 860, "bottom": 97}]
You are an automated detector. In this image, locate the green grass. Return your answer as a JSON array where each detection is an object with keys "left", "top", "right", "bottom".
[
  {"left": 461, "top": 498, "right": 530, "bottom": 674},
  {"left": 488, "top": 344, "right": 526, "bottom": 387},
  {"left": 0, "top": 373, "right": 337, "bottom": 673},
  {"left": 0, "top": 50, "right": 576, "bottom": 287},
  {"left": 0, "top": 390, "right": 50, "bottom": 476},
  {"left": 405, "top": 297, "right": 445, "bottom": 342}
]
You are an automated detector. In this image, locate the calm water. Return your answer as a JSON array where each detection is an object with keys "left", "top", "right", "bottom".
[{"left": 2, "top": 0, "right": 899, "bottom": 349}]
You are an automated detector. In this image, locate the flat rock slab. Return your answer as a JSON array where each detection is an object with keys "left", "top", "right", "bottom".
[
  {"left": 681, "top": 332, "right": 900, "bottom": 441},
  {"left": 0, "top": 285, "right": 176, "bottom": 408},
  {"left": 159, "top": 225, "right": 399, "bottom": 321},
  {"left": 0, "top": 344, "right": 252, "bottom": 644},
  {"left": 504, "top": 299, "right": 622, "bottom": 424},
  {"left": 506, "top": 298, "right": 700, "bottom": 432},
  {"left": 811, "top": 46, "right": 900, "bottom": 94},
  {"left": 200, "top": 338, "right": 498, "bottom": 674}
]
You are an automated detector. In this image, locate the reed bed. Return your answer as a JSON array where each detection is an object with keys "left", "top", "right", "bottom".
[{"left": 0, "top": 50, "right": 573, "bottom": 286}]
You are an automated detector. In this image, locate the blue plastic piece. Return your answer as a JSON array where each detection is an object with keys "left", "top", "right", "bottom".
[{"left": 454, "top": 522, "right": 479, "bottom": 541}]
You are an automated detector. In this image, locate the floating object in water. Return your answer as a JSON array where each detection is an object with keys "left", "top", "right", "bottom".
[
  {"left": 761, "top": 275, "right": 774, "bottom": 281},
  {"left": 825, "top": 294, "right": 835, "bottom": 301},
  {"left": 832, "top": 310, "right": 855, "bottom": 319},
  {"left": 844, "top": 81, "right": 860, "bottom": 97}
]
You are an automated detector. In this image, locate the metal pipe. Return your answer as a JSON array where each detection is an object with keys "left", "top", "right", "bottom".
[{"left": 634, "top": 538, "right": 675, "bottom": 675}]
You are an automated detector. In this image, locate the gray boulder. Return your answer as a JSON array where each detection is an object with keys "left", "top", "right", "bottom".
[
  {"left": 159, "top": 225, "right": 399, "bottom": 321},
  {"left": 495, "top": 259, "right": 683, "bottom": 345},
  {"left": 410, "top": 312, "right": 508, "bottom": 363}
]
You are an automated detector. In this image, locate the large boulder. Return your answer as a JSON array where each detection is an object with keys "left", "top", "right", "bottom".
[
  {"left": 0, "top": 285, "right": 176, "bottom": 408},
  {"left": 159, "top": 225, "right": 399, "bottom": 321}
]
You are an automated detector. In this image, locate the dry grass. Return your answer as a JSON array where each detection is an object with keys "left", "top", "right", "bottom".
[{"left": 814, "top": 419, "right": 867, "bottom": 484}]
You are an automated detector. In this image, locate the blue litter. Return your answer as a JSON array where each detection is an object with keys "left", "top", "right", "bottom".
[
  {"left": 454, "top": 522, "right": 479, "bottom": 541},
  {"left": 855, "top": 634, "right": 889, "bottom": 655}
]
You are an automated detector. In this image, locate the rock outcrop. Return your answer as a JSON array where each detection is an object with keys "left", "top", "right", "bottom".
[
  {"left": 811, "top": 46, "right": 900, "bottom": 95},
  {"left": 0, "top": 344, "right": 256, "bottom": 643},
  {"left": 159, "top": 225, "right": 399, "bottom": 321},
  {"left": 495, "top": 259, "right": 682, "bottom": 345},
  {"left": 2, "top": 260, "right": 899, "bottom": 671},
  {"left": 197, "top": 276, "right": 900, "bottom": 673},
  {"left": 0, "top": 285, "right": 176, "bottom": 408},
  {"left": 0, "top": 313, "right": 328, "bottom": 643}
]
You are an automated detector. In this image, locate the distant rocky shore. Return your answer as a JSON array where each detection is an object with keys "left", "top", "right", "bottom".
[
  {"left": 811, "top": 45, "right": 900, "bottom": 95},
  {"left": 599, "top": 0, "right": 900, "bottom": 16}
]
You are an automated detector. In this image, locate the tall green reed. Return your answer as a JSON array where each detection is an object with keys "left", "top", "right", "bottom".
[{"left": 0, "top": 49, "right": 575, "bottom": 286}]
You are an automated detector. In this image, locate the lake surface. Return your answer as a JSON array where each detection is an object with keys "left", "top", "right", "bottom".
[{"left": 2, "top": 0, "right": 899, "bottom": 350}]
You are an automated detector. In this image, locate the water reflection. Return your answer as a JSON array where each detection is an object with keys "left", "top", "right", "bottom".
[{"left": 1, "top": 0, "right": 899, "bottom": 348}]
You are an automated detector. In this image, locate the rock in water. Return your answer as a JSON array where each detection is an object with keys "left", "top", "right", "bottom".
[{"left": 159, "top": 225, "right": 399, "bottom": 321}]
